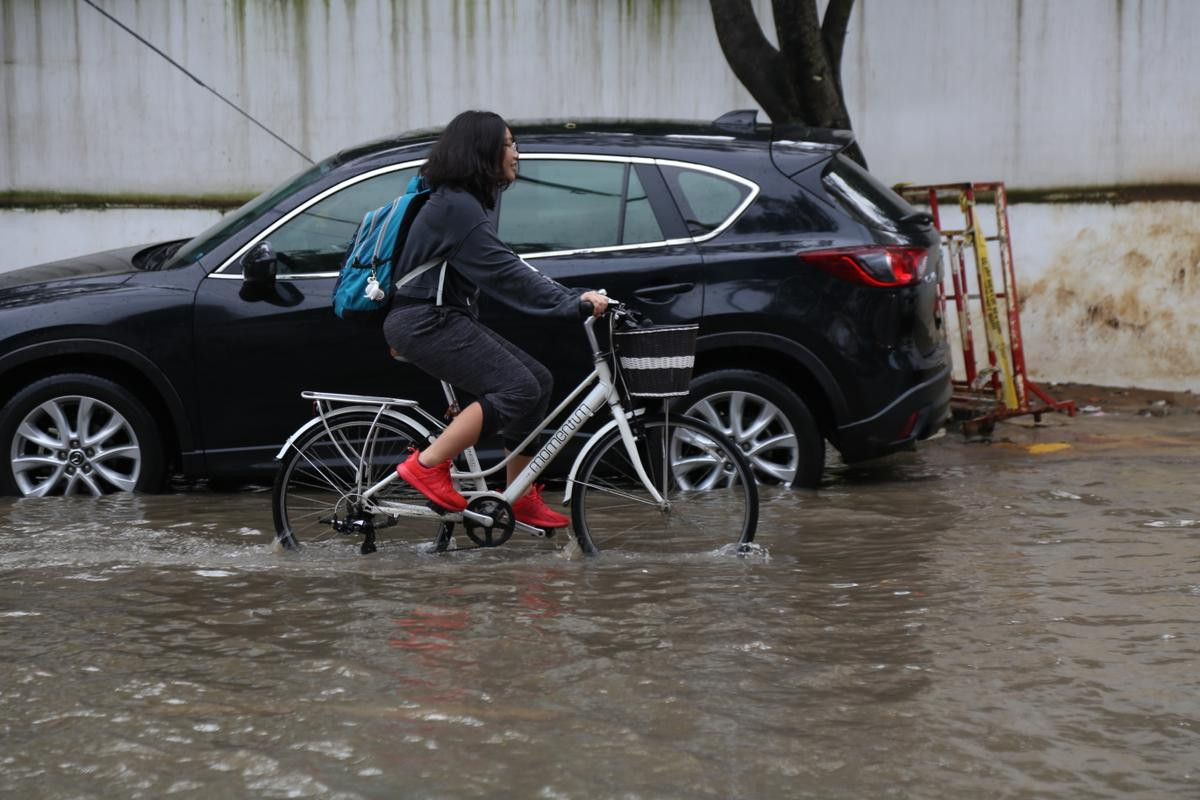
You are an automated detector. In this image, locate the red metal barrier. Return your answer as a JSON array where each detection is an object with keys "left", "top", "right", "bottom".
[{"left": 898, "top": 182, "right": 1075, "bottom": 428}]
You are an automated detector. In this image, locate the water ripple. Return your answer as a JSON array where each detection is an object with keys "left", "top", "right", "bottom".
[{"left": 2, "top": 438, "right": 1199, "bottom": 798}]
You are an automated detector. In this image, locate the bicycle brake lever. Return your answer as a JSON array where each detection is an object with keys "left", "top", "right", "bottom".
[{"left": 615, "top": 307, "right": 652, "bottom": 329}]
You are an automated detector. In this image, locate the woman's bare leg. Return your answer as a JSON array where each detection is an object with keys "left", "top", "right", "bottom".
[
  {"left": 417, "top": 403, "right": 534, "bottom": 495},
  {"left": 506, "top": 453, "right": 532, "bottom": 487},
  {"left": 418, "top": 402, "right": 483, "bottom": 466}
]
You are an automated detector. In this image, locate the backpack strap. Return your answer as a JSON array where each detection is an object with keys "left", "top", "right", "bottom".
[
  {"left": 391, "top": 257, "right": 450, "bottom": 308},
  {"left": 435, "top": 260, "right": 447, "bottom": 307},
  {"left": 392, "top": 257, "right": 442, "bottom": 288}
]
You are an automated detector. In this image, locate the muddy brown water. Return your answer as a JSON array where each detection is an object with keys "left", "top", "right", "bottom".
[{"left": 2, "top": 412, "right": 1198, "bottom": 798}]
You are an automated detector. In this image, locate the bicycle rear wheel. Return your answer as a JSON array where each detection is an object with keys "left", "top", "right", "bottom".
[
  {"left": 272, "top": 411, "right": 446, "bottom": 553},
  {"left": 569, "top": 415, "right": 758, "bottom": 555}
]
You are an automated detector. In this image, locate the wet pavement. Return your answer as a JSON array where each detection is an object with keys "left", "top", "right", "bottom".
[{"left": 1, "top": 404, "right": 1198, "bottom": 798}]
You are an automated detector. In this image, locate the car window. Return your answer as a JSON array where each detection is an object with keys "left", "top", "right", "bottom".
[
  {"left": 498, "top": 160, "right": 662, "bottom": 253},
  {"left": 267, "top": 167, "right": 418, "bottom": 276},
  {"left": 660, "top": 165, "right": 752, "bottom": 237},
  {"left": 167, "top": 157, "right": 339, "bottom": 269},
  {"left": 498, "top": 160, "right": 624, "bottom": 252},
  {"left": 822, "top": 154, "right": 919, "bottom": 232}
]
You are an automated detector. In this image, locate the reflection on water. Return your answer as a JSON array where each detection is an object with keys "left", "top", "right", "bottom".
[{"left": 2, "top": 416, "right": 1198, "bottom": 798}]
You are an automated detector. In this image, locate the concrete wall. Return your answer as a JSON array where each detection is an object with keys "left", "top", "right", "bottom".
[
  {"left": 2, "top": 0, "right": 1197, "bottom": 192},
  {"left": 2, "top": 0, "right": 1199, "bottom": 390},
  {"left": 0, "top": 0, "right": 765, "bottom": 195},
  {"left": 0, "top": 207, "right": 221, "bottom": 268},
  {"left": 928, "top": 198, "right": 1200, "bottom": 393},
  {"left": 859, "top": 0, "right": 1200, "bottom": 188}
]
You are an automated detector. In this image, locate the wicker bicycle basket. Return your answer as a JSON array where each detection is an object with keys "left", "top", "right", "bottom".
[{"left": 613, "top": 323, "right": 699, "bottom": 398}]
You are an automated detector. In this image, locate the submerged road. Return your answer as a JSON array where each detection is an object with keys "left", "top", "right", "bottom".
[{"left": 1, "top": 398, "right": 1197, "bottom": 798}]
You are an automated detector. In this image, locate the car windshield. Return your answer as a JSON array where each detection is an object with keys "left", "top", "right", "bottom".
[{"left": 164, "top": 157, "right": 338, "bottom": 269}]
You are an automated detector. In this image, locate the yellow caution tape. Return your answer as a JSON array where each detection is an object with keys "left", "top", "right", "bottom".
[{"left": 962, "top": 193, "right": 1019, "bottom": 409}]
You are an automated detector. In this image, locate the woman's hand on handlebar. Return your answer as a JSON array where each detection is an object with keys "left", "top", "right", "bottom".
[{"left": 578, "top": 290, "right": 610, "bottom": 318}]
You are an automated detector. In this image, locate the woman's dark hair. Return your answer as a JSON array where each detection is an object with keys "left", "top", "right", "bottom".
[{"left": 420, "top": 110, "right": 510, "bottom": 209}]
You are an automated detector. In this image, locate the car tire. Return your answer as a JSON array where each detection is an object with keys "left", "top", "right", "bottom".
[
  {"left": 0, "top": 373, "right": 167, "bottom": 497},
  {"left": 680, "top": 369, "right": 825, "bottom": 488}
]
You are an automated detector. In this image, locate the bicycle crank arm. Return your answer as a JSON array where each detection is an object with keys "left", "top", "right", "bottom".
[
  {"left": 460, "top": 509, "right": 495, "bottom": 527},
  {"left": 513, "top": 519, "right": 551, "bottom": 538}
]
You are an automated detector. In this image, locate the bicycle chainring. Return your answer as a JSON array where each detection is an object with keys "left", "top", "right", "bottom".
[{"left": 463, "top": 496, "right": 515, "bottom": 547}]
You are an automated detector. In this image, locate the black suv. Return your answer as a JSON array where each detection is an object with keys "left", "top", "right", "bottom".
[{"left": 0, "top": 113, "right": 950, "bottom": 497}]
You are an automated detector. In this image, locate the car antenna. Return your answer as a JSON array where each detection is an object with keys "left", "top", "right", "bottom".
[{"left": 713, "top": 109, "right": 759, "bottom": 133}]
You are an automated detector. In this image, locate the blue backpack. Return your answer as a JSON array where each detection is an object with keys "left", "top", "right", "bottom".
[{"left": 332, "top": 175, "right": 442, "bottom": 324}]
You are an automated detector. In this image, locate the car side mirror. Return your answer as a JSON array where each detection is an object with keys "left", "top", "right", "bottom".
[{"left": 241, "top": 242, "right": 277, "bottom": 288}]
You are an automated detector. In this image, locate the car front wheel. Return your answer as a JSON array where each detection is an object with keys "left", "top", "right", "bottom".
[
  {"left": 681, "top": 369, "right": 824, "bottom": 488},
  {"left": 0, "top": 374, "right": 166, "bottom": 497}
]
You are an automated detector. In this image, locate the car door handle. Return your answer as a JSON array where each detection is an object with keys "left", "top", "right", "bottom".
[{"left": 633, "top": 282, "right": 695, "bottom": 301}]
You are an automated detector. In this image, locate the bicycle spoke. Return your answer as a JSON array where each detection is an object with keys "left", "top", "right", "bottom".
[
  {"left": 293, "top": 446, "right": 356, "bottom": 495},
  {"left": 273, "top": 414, "right": 463, "bottom": 553},
  {"left": 570, "top": 479, "right": 662, "bottom": 507},
  {"left": 572, "top": 417, "right": 757, "bottom": 554}
]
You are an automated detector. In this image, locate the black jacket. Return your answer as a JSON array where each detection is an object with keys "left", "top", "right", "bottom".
[{"left": 391, "top": 185, "right": 580, "bottom": 318}]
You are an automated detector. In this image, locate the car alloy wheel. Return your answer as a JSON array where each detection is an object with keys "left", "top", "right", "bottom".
[
  {"left": 684, "top": 390, "right": 799, "bottom": 486},
  {"left": 665, "top": 422, "right": 749, "bottom": 491},
  {"left": 680, "top": 369, "right": 825, "bottom": 488},
  {"left": 0, "top": 374, "right": 165, "bottom": 498},
  {"left": 11, "top": 395, "right": 142, "bottom": 496}
]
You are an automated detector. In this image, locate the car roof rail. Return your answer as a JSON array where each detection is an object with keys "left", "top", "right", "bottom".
[{"left": 713, "top": 109, "right": 759, "bottom": 132}]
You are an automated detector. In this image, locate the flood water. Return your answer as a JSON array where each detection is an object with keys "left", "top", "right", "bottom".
[{"left": 2, "top": 413, "right": 1198, "bottom": 798}]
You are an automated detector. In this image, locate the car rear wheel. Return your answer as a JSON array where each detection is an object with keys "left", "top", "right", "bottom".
[
  {"left": 681, "top": 369, "right": 824, "bottom": 488},
  {"left": 0, "top": 374, "right": 166, "bottom": 497}
]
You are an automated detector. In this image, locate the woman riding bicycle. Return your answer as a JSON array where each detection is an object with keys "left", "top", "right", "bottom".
[{"left": 385, "top": 110, "right": 609, "bottom": 528}]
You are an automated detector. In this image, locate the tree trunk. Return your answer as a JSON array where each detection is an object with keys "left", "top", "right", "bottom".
[{"left": 710, "top": 0, "right": 866, "bottom": 167}]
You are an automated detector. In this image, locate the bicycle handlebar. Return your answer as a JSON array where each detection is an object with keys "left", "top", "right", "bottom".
[
  {"left": 579, "top": 300, "right": 654, "bottom": 336},
  {"left": 578, "top": 298, "right": 627, "bottom": 320}
]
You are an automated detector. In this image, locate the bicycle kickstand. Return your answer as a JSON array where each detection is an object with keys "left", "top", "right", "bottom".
[{"left": 358, "top": 519, "right": 377, "bottom": 555}]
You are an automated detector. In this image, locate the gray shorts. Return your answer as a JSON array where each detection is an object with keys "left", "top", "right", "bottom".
[{"left": 383, "top": 303, "right": 552, "bottom": 453}]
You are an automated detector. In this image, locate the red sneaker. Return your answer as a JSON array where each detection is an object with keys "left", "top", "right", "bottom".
[
  {"left": 397, "top": 450, "right": 467, "bottom": 511},
  {"left": 512, "top": 484, "right": 570, "bottom": 529}
]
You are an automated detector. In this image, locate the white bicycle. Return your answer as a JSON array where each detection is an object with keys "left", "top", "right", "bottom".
[{"left": 270, "top": 302, "right": 759, "bottom": 556}]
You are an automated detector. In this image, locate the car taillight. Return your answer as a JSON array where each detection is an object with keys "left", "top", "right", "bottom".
[{"left": 799, "top": 246, "right": 929, "bottom": 287}]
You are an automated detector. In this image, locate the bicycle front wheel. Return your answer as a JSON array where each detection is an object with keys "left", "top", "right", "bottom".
[
  {"left": 272, "top": 411, "right": 444, "bottom": 553},
  {"left": 569, "top": 415, "right": 758, "bottom": 555}
]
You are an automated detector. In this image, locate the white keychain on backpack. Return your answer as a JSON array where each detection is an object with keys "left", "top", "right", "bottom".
[{"left": 364, "top": 275, "right": 386, "bottom": 302}]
